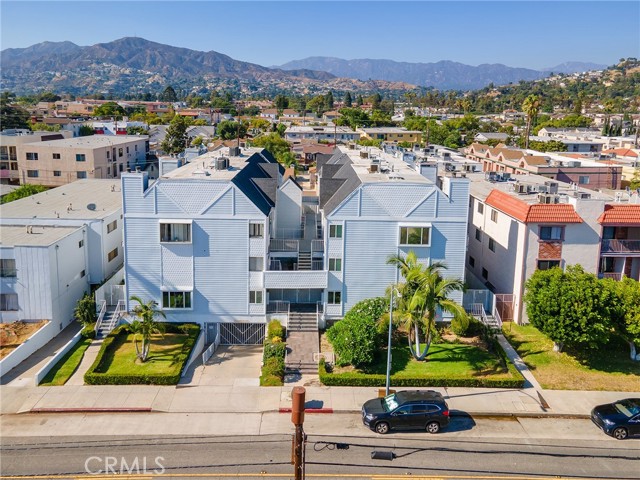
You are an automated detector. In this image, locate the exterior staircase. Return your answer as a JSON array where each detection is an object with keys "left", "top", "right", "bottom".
[
  {"left": 285, "top": 309, "right": 320, "bottom": 375},
  {"left": 95, "top": 300, "right": 125, "bottom": 338},
  {"left": 297, "top": 252, "right": 312, "bottom": 270},
  {"left": 483, "top": 315, "right": 501, "bottom": 331}
]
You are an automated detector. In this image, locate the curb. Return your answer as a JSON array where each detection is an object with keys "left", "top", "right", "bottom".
[
  {"left": 30, "top": 407, "right": 152, "bottom": 413},
  {"left": 279, "top": 407, "right": 334, "bottom": 414}
]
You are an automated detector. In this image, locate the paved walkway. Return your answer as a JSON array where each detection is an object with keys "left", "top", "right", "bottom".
[
  {"left": 65, "top": 338, "right": 104, "bottom": 386},
  {"left": 497, "top": 333, "right": 543, "bottom": 390}
]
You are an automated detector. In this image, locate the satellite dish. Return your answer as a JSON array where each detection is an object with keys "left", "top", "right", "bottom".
[{"left": 87, "top": 203, "right": 96, "bottom": 211}]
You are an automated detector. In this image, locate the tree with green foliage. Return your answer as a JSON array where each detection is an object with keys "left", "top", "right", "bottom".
[
  {"left": 326, "top": 297, "right": 387, "bottom": 367},
  {"left": 251, "top": 132, "right": 293, "bottom": 164},
  {"left": 129, "top": 296, "right": 166, "bottom": 362},
  {"left": 306, "top": 95, "right": 327, "bottom": 117},
  {"left": 336, "top": 107, "right": 371, "bottom": 130},
  {"left": 325, "top": 91, "right": 334, "bottom": 111},
  {"left": 74, "top": 293, "right": 96, "bottom": 327},
  {"left": 93, "top": 102, "right": 126, "bottom": 118},
  {"left": 1, "top": 91, "right": 30, "bottom": 129},
  {"left": 524, "top": 265, "right": 616, "bottom": 352},
  {"left": 161, "top": 115, "right": 189, "bottom": 154},
  {"left": 127, "top": 126, "right": 149, "bottom": 136},
  {"left": 217, "top": 120, "right": 247, "bottom": 140},
  {"left": 344, "top": 92, "right": 352, "bottom": 107},
  {"left": 522, "top": 94, "right": 541, "bottom": 150},
  {"left": 387, "top": 252, "right": 466, "bottom": 360},
  {"left": 629, "top": 168, "right": 640, "bottom": 190},
  {"left": 610, "top": 278, "right": 640, "bottom": 361},
  {"left": 160, "top": 85, "right": 178, "bottom": 102},
  {"left": 274, "top": 94, "right": 289, "bottom": 111},
  {"left": 30, "top": 122, "right": 60, "bottom": 132},
  {"left": 191, "top": 136, "right": 204, "bottom": 147},
  {"left": 78, "top": 125, "right": 95, "bottom": 137},
  {"left": 0, "top": 184, "right": 47, "bottom": 204}
]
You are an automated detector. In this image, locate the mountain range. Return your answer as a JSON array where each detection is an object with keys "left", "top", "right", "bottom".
[
  {"left": 277, "top": 57, "right": 607, "bottom": 90},
  {"left": 0, "top": 37, "right": 607, "bottom": 95}
]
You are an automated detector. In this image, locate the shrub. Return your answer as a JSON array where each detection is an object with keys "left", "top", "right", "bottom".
[
  {"left": 326, "top": 297, "right": 387, "bottom": 367},
  {"left": 261, "top": 337, "right": 286, "bottom": 386},
  {"left": 263, "top": 339, "right": 286, "bottom": 362},
  {"left": 263, "top": 356, "right": 285, "bottom": 378},
  {"left": 267, "top": 320, "right": 285, "bottom": 341},
  {"left": 81, "top": 324, "right": 96, "bottom": 339},
  {"left": 451, "top": 314, "right": 471, "bottom": 336}
]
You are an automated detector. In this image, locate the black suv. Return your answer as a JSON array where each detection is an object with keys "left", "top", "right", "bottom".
[{"left": 362, "top": 390, "right": 450, "bottom": 434}]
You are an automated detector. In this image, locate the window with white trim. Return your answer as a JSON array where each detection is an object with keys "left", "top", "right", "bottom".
[
  {"left": 539, "top": 226, "right": 563, "bottom": 241},
  {"left": 107, "top": 247, "right": 118, "bottom": 262},
  {"left": 107, "top": 220, "right": 117, "bottom": 233},
  {"left": 490, "top": 209, "right": 498, "bottom": 222},
  {"left": 328, "top": 291, "right": 341, "bottom": 304},
  {"left": 328, "top": 258, "right": 342, "bottom": 271},
  {"left": 76, "top": 154, "right": 86, "bottom": 162},
  {"left": 249, "top": 223, "right": 264, "bottom": 238},
  {"left": 53, "top": 170, "right": 61, "bottom": 177},
  {"left": 0, "top": 293, "right": 18, "bottom": 311},
  {"left": 76, "top": 171, "right": 87, "bottom": 179},
  {"left": 537, "top": 260, "right": 561, "bottom": 270},
  {"left": 160, "top": 222, "right": 191, "bottom": 243},
  {"left": 249, "top": 257, "right": 263, "bottom": 271},
  {"left": 249, "top": 290, "right": 263, "bottom": 304},
  {"left": 477, "top": 202, "right": 484, "bottom": 214},
  {"left": 399, "top": 226, "right": 430, "bottom": 246},
  {"left": 578, "top": 175, "right": 590, "bottom": 185},
  {"left": 53, "top": 153, "right": 61, "bottom": 159},
  {"left": 26, "top": 152, "right": 38, "bottom": 161},
  {"left": 162, "top": 291, "right": 192, "bottom": 309},
  {"left": 329, "top": 224, "right": 343, "bottom": 238}
]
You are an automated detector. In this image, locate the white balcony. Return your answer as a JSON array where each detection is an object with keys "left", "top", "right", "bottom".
[{"left": 263, "top": 270, "right": 328, "bottom": 289}]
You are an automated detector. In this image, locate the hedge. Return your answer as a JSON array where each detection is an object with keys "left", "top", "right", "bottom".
[
  {"left": 84, "top": 323, "right": 200, "bottom": 385},
  {"left": 260, "top": 337, "right": 286, "bottom": 386},
  {"left": 267, "top": 319, "right": 285, "bottom": 341},
  {"left": 318, "top": 338, "right": 526, "bottom": 389}
]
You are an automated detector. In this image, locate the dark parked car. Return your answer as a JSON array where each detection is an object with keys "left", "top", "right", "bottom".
[
  {"left": 362, "top": 390, "right": 450, "bottom": 434},
  {"left": 591, "top": 398, "right": 640, "bottom": 440}
]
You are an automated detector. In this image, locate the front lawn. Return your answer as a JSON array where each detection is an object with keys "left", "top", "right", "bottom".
[
  {"left": 84, "top": 324, "right": 199, "bottom": 385},
  {"left": 40, "top": 337, "right": 92, "bottom": 386},
  {"left": 320, "top": 340, "right": 524, "bottom": 388},
  {"left": 502, "top": 323, "right": 640, "bottom": 391}
]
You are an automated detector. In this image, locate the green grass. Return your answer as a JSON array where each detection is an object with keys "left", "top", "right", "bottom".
[
  {"left": 92, "top": 333, "right": 189, "bottom": 376},
  {"left": 39, "top": 337, "right": 92, "bottom": 386},
  {"left": 502, "top": 323, "right": 640, "bottom": 391}
]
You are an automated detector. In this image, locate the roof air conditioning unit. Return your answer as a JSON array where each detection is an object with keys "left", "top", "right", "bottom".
[
  {"left": 538, "top": 193, "right": 555, "bottom": 204},
  {"left": 537, "top": 185, "right": 549, "bottom": 193},
  {"left": 579, "top": 192, "right": 591, "bottom": 199},
  {"left": 214, "top": 157, "right": 229, "bottom": 170},
  {"left": 544, "top": 181, "right": 559, "bottom": 194},
  {"left": 515, "top": 183, "right": 528, "bottom": 194}
]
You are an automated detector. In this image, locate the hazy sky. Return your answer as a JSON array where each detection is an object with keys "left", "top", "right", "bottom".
[{"left": 1, "top": 1, "right": 639, "bottom": 70}]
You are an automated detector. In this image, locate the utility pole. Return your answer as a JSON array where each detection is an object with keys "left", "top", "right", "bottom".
[{"left": 291, "top": 386, "right": 306, "bottom": 480}]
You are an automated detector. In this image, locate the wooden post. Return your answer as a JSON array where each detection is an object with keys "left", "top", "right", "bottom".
[{"left": 291, "top": 386, "right": 306, "bottom": 480}]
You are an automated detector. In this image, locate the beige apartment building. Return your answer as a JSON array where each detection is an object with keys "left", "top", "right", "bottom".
[{"left": 17, "top": 135, "right": 148, "bottom": 187}]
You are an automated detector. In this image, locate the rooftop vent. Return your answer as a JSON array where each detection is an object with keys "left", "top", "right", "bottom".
[
  {"left": 87, "top": 203, "right": 96, "bottom": 211},
  {"left": 538, "top": 193, "right": 558, "bottom": 204},
  {"left": 211, "top": 157, "right": 229, "bottom": 170}
]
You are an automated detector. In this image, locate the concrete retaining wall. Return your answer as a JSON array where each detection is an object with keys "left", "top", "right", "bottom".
[
  {"left": 34, "top": 331, "right": 83, "bottom": 386},
  {"left": 181, "top": 328, "right": 205, "bottom": 377},
  {"left": 0, "top": 321, "right": 57, "bottom": 377}
]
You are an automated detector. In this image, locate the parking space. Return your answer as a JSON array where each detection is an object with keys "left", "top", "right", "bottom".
[{"left": 180, "top": 345, "right": 263, "bottom": 387}]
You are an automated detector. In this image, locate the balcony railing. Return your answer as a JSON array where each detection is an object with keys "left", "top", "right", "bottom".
[
  {"left": 0, "top": 268, "right": 17, "bottom": 278},
  {"left": 268, "top": 259, "right": 324, "bottom": 271},
  {"left": 269, "top": 239, "right": 300, "bottom": 252},
  {"left": 601, "top": 239, "right": 640, "bottom": 254}
]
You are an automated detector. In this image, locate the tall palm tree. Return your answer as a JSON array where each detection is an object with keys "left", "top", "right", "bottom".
[
  {"left": 387, "top": 253, "right": 466, "bottom": 360},
  {"left": 522, "top": 94, "right": 541, "bottom": 150},
  {"left": 129, "top": 296, "right": 166, "bottom": 362}
]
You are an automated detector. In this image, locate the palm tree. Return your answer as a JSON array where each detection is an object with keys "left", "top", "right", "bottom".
[
  {"left": 129, "top": 296, "right": 166, "bottom": 362},
  {"left": 522, "top": 94, "right": 541, "bottom": 149},
  {"left": 387, "top": 252, "right": 466, "bottom": 360}
]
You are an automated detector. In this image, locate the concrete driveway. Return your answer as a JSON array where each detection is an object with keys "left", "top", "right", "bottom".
[{"left": 179, "top": 345, "right": 262, "bottom": 387}]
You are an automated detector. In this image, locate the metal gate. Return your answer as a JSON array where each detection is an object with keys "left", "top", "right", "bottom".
[
  {"left": 495, "top": 294, "right": 515, "bottom": 322},
  {"left": 219, "top": 323, "right": 266, "bottom": 345}
]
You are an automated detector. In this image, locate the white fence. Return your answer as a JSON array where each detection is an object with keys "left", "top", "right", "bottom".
[
  {"left": 34, "top": 330, "right": 83, "bottom": 386},
  {"left": 0, "top": 321, "right": 57, "bottom": 377},
  {"left": 201, "top": 328, "right": 221, "bottom": 365},
  {"left": 94, "top": 267, "right": 125, "bottom": 306},
  {"left": 181, "top": 328, "right": 205, "bottom": 378}
]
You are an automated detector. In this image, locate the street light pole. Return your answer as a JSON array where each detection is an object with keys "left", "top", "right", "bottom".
[{"left": 385, "top": 287, "right": 400, "bottom": 396}]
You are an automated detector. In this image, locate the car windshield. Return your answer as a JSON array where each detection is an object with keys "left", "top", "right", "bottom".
[
  {"left": 614, "top": 399, "right": 640, "bottom": 418},
  {"left": 383, "top": 394, "right": 399, "bottom": 412}
]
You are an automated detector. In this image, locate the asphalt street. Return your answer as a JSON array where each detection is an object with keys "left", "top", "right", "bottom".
[{"left": 1, "top": 414, "right": 639, "bottom": 479}]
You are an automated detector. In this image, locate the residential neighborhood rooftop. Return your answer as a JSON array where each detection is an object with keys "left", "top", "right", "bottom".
[
  {"left": 337, "top": 146, "right": 435, "bottom": 184},
  {"left": 32, "top": 135, "right": 147, "bottom": 148},
  {"left": 162, "top": 147, "right": 269, "bottom": 181},
  {"left": 0, "top": 179, "right": 122, "bottom": 220},
  {"left": 0, "top": 224, "right": 82, "bottom": 247}
]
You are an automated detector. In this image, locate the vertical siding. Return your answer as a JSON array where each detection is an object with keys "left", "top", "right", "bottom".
[{"left": 15, "top": 247, "right": 52, "bottom": 320}]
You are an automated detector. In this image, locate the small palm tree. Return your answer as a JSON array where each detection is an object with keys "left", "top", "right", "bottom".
[
  {"left": 387, "top": 252, "right": 466, "bottom": 360},
  {"left": 129, "top": 296, "right": 166, "bottom": 362},
  {"left": 522, "top": 94, "right": 541, "bottom": 150}
]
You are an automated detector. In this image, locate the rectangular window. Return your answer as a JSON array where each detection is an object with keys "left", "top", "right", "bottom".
[
  {"left": 477, "top": 202, "right": 484, "bottom": 214},
  {"left": 26, "top": 152, "right": 38, "bottom": 161},
  {"left": 106, "top": 151, "right": 110, "bottom": 159},
  {"left": 79, "top": 239, "right": 84, "bottom": 248},
  {"left": 162, "top": 291, "right": 192, "bottom": 309},
  {"left": 106, "top": 220, "right": 117, "bottom": 233},
  {"left": 80, "top": 270, "right": 86, "bottom": 278},
  {"left": 490, "top": 209, "right": 498, "bottom": 223},
  {"left": 539, "top": 226, "right": 563, "bottom": 241},
  {"left": 249, "top": 290, "right": 263, "bottom": 304},
  {"left": 135, "top": 145, "right": 138, "bottom": 152},
  {"left": 76, "top": 154, "right": 86, "bottom": 162},
  {"left": 329, "top": 224, "right": 343, "bottom": 238},
  {"left": 578, "top": 176, "right": 590, "bottom": 185},
  {"left": 53, "top": 153, "right": 61, "bottom": 159},
  {"left": 249, "top": 223, "right": 264, "bottom": 238},
  {"left": 107, "top": 247, "right": 118, "bottom": 262},
  {"left": 482, "top": 268, "right": 488, "bottom": 280},
  {"left": 249, "top": 257, "right": 263, "bottom": 271},
  {"left": 76, "top": 171, "right": 87, "bottom": 179},
  {"left": 53, "top": 170, "right": 61, "bottom": 177},
  {"left": 328, "top": 291, "right": 342, "bottom": 304},
  {"left": 0, "top": 259, "right": 17, "bottom": 277},
  {"left": 328, "top": 258, "right": 342, "bottom": 271},
  {"left": 160, "top": 222, "right": 191, "bottom": 243},
  {"left": 537, "top": 260, "right": 561, "bottom": 270},
  {"left": 27, "top": 170, "right": 39, "bottom": 178},
  {"left": 0, "top": 293, "right": 19, "bottom": 311},
  {"left": 488, "top": 237, "right": 495, "bottom": 252},
  {"left": 469, "top": 256, "right": 475, "bottom": 267},
  {"left": 399, "top": 226, "right": 430, "bottom": 246},
  {"left": 126, "top": 147, "right": 130, "bottom": 154},
  {"left": 118, "top": 148, "right": 123, "bottom": 157},
  {"left": 475, "top": 228, "right": 482, "bottom": 241}
]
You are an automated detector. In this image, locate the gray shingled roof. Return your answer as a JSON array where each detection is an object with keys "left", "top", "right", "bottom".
[
  {"left": 319, "top": 151, "right": 362, "bottom": 214},
  {"left": 230, "top": 149, "right": 283, "bottom": 215}
]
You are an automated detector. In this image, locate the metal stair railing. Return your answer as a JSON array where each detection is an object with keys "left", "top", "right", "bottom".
[
  {"left": 492, "top": 304, "right": 503, "bottom": 330},
  {"left": 94, "top": 300, "right": 107, "bottom": 334}
]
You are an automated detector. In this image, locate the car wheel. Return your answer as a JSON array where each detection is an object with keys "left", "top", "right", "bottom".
[
  {"left": 375, "top": 422, "right": 390, "bottom": 434},
  {"left": 426, "top": 421, "right": 440, "bottom": 434},
  {"left": 612, "top": 427, "right": 628, "bottom": 440}
]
